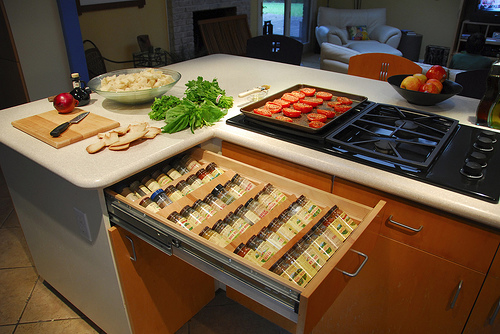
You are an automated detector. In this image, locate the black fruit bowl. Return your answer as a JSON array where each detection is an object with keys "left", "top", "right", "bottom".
[{"left": 388, "top": 74, "right": 463, "bottom": 106}]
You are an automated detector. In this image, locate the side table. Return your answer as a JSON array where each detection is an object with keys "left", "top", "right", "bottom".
[{"left": 398, "top": 31, "right": 422, "bottom": 62}]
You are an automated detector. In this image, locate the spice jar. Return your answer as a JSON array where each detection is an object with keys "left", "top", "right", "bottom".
[
  {"left": 180, "top": 155, "right": 202, "bottom": 171},
  {"left": 130, "top": 181, "right": 151, "bottom": 197},
  {"left": 151, "top": 170, "right": 173, "bottom": 186},
  {"left": 199, "top": 227, "right": 226, "bottom": 246},
  {"left": 162, "top": 164, "right": 182, "bottom": 180},
  {"left": 192, "top": 200, "right": 217, "bottom": 220},
  {"left": 119, "top": 186, "right": 140, "bottom": 202},
  {"left": 180, "top": 205, "right": 205, "bottom": 226},
  {"left": 234, "top": 204, "right": 259, "bottom": 226},
  {"left": 212, "top": 184, "right": 236, "bottom": 205},
  {"left": 224, "top": 180, "right": 246, "bottom": 199},
  {"left": 205, "top": 162, "right": 224, "bottom": 178},
  {"left": 167, "top": 212, "right": 194, "bottom": 231},
  {"left": 257, "top": 226, "right": 287, "bottom": 250},
  {"left": 231, "top": 174, "right": 255, "bottom": 191},
  {"left": 245, "top": 198, "right": 269, "bottom": 218},
  {"left": 172, "top": 160, "right": 190, "bottom": 175},
  {"left": 268, "top": 217, "right": 296, "bottom": 242},
  {"left": 141, "top": 176, "right": 162, "bottom": 192},
  {"left": 164, "top": 185, "right": 183, "bottom": 202},
  {"left": 186, "top": 174, "right": 204, "bottom": 190},
  {"left": 139, "top": 198, "right": 161, "bottom": 213},
  {"left": 223, "top": 212, "right": 252, "bottom": 235},
  {"left": 150, "top": 189, "right": 172, "bottom": 208},
  {"left": 213, "top": 220, "right": 238, "bottom": 245},
  {"left": 176, "top": 180, "right": 194, "bottom": 196},
  {"left": 246, "top": 235, "right": 278, "bottom": 265},
  {"left": 196, "top": 168, "right": 214, "bottom": 184},
  {"left": 204, "top": 193, "right": 227, "bottom": 211}
]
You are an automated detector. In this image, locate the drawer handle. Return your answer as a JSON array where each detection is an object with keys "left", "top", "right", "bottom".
[
  {"left": 336, "top": 249, "right": 368, "bottom": 277},
  {"left": 490, "top": 298, "right": 500, "bottom": 325},
  {"left": 387, "top": 215, "right": 423, "bottom": 232},
  {"left": 125, "top": 236, "right": 137, "bottom": 262},
  {"left": 450, "top": 280, "right": 463, "bottom": 309}
]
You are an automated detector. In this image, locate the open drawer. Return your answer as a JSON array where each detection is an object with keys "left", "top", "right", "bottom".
[{"left": 105, "top": 148, "right": 385, "bottom": 333}]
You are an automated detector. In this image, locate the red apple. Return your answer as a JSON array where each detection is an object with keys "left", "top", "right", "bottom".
[
  {"left": 426, "top": 78, "right": 443, "bottom": 93},
  {"left": 426, "top": 65, "right": 447, "bottom": 82},
  {"left": 400, "top": 75, "right": 422, "bottom": 91},
  {"left": 413, "top": 73, "right": 427, "bottom": 84},
  {"left": 419, "top": 82, "right": 440, "bottom": 94}
]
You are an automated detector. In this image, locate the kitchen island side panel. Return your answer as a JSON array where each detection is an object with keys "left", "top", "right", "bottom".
[{"left": 0, "top": 144, "right": 131, "bottom": 334}]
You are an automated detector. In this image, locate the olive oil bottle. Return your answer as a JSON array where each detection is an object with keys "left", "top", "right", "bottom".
[{"left": 487, "top": 93, "right": 500, "bottom": 129}]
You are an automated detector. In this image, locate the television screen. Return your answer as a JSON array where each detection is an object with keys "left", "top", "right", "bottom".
[{"left": 478, "top": 0, "right": 500, "bottom": 12}]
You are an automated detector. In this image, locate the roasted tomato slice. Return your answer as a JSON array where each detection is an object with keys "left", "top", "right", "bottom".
[
  {"left": 300, "top": 87, "right": 316, "bottom": 96},
  {"left": 302, "top": 97, "right": 324, "bottom": 107},
  {"left": 281, "top": 93, "right": 300, "bottom": 103},
  {"left": 292, "top": 102, "right": 313, "bottom": 113},
  {"left": 265, "top": 102, "right": 282, "bottom": 113},
  {"left": 282, "top": 107, "right": 302, "bottom": 118},
  {"left": 333, "top": 104, "right": 352, "bottom": 113},
  {"left": 273, "top": 99, "right": 291, "bottom": 108},
  {"left": 309, "top": 121, "right": 325, "bottom": 128},
  {"left": 336, "top": 96, "right": 353, "bottom": 105},
  {"left": 317, "top": 108, "right": 336, "bottom": 118},
  {"left": 316, "top": 91, "right": 333, "bottom": 101},
  {"left": 291, "top": 90, "right": 306, "bottom": 99},
  {"left": 307, "top": 113, "right": 327, "bottom": 123},
  {"left": 275, "top": 115, "right": 293, "bottom": 122},
  {"left": 327, "top": 101, "right": 342, "bottom": 108},
  {"left": 254, "top": 107, "right": 272, "bottom": 117}
]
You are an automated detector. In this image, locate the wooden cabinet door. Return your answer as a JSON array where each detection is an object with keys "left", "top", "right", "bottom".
[
  {"left": 463, "top": 249, "right": 500, "bottom": 334},
  {"left": 108, "top": 226, "right": 215, "bottom": 334},
  {"left": 311, "top": 235, "right": 485, "bottom": 334}
]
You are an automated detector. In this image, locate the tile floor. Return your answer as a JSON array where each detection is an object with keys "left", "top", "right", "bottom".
[{"left": 0, "top": 54, "right": 319, "bottom": 334}]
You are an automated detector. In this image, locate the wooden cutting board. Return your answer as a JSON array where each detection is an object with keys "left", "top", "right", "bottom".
[{"left": 11, "top": 108, "right": 120, "bottom": 149}]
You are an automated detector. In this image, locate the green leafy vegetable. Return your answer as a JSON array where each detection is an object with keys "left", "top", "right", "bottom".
[
  {"left": 149, "top": 76, "right": 233, "bottom": 134},
  {"left": 149, "top": 95, "right": 181, "bottom": 120}
]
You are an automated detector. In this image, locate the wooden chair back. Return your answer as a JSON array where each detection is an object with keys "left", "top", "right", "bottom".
[
  {"left": 246, "top": 35, "right": 304, "bottom": 65},
  {"left": 348, "top": 53, "right": 422, "bottom": 81},
  {"left": 198, "top": 15, "right": 251, "bottom": 56},
  {"left": 455, "top": 69, "right": 489, "bottom": 99}
]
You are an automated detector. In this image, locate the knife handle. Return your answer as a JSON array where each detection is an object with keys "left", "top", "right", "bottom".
[
  {"left": 50, "top": 122, "right": 70, "bottom": 137},
  {"left": 238, "top": 88, "right": 261, "bottom": 98}
]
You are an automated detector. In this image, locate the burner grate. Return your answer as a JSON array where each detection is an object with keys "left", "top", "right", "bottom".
[{"left": 325, "top": 104, "right": 459, "bottom": 169}]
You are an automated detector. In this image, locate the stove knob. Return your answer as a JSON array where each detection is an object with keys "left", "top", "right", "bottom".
[
  {"left": 467, "top": 151, "right": 488, "bottom": 167},
  {"left": 478, "top": 130, "right": 497, "bottom": 144},
  {"left": 461, "top": 161, "right": 483, "bottom": 178},
  {"left": 474, "top": 136, "right": 494, "bottom": 151}
]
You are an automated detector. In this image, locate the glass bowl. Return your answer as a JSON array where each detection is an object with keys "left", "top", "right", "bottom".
[
  {"left": 87, "top": 68, "right": 181, "bottom": 104},
  {"left": 388, "top": 74, "right": 463, "bottom": 106}
]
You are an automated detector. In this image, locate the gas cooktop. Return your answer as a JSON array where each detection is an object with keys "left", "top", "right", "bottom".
[{"left": 227, "top": 102, "right": 500, "bottom": 203}]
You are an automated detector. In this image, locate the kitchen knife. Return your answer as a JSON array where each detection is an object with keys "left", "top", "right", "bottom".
[{"left": 50, "top": 111, "right": 90, "bottom": 137}]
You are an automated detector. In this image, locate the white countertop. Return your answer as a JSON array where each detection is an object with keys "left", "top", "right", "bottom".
[{"left": 1, "top": 54, "right": 498, "bottom": 229}]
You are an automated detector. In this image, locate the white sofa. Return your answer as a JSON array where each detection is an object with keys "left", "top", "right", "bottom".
[{"left": 316, "top": 7, "right": 403, "bottom": 73}]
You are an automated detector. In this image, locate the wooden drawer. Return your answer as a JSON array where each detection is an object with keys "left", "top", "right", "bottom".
[
  {"left": 333, "top": 178, "right": 500, "bottom": 274},
  {"left": 105, "top": 148, "right": 385, "bottom": 333}
]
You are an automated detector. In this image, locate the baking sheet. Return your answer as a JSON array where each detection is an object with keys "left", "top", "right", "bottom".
[{"left": 240, "top": 84, "right": 367, "bottom": 133}]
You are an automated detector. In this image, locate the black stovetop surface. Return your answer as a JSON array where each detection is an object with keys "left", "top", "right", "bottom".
[{"left": 227, "top": 104, "right": 500, "bottom": 203}]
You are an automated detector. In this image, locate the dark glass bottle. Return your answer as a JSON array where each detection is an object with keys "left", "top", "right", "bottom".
[
  {"left": 476, "top": 58, "right": 500, "bottom": 126},
  {"left": 69, "top": 73, "right": 91, "bottom": 106}
]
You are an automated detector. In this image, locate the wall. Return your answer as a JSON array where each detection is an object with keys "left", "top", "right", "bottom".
[
  {"left": 3, "top": 0, "right": 71, "bottom": 101},
  {"left": 315, "top": 0, "right": 463, "bottom": 61},
  {"left": 77, "top": 0, "right": 169, "bottom": 72}
]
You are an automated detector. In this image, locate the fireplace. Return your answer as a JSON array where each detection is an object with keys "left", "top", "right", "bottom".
[{"left": 167, "top": 1, "right": 251, "bottom": 60}]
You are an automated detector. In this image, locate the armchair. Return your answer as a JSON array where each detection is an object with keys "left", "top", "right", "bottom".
[
  {"left": 315, "top": 7, "right": 401, "bottom": 48},
  {"left": 316, "top": 7, "right": 403, "bottom": 74}
]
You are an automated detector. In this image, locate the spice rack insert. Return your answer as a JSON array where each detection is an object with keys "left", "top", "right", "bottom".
[{"left": 107, "top": 148, "right": 378, "bottom": 287}]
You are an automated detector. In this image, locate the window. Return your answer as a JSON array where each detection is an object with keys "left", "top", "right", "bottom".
[{"left": 260, "top": 0, "right": 312, "bottom": 44}]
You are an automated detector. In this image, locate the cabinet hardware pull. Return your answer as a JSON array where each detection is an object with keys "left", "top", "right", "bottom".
[
  {"left": 490, "top": 298, "right": 500, "bottom": 325},
  {"left": 450, "top": 280, "right": 463, "bottom": 309},
  {"left": 387, "top": 215, "right": 423, "bottom": 232},
  {"left": 335, "top": 249, "right": 368, "bottom": 277},
  {"left": 125, "top": 236, "right": 137, "bottom": 262}
]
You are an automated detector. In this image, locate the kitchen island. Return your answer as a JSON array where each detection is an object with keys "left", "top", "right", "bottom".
[{"left": 0, "top": 55, "right": 499, "bottom": 333}]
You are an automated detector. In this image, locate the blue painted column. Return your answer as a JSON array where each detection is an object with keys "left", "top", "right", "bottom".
[{"left": 56, "top": 0, "right": 89, "bottom": 83}]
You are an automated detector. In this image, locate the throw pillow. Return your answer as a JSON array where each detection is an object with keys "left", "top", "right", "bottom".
[{"left": 346, "top": 25, "right": 369, "bottom": 41}]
